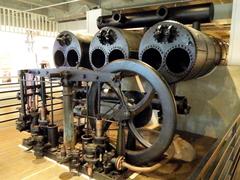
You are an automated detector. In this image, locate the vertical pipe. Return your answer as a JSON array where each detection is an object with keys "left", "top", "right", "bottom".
[
  {"left": 40, "top": 64, "right": 47, "bottom": 106},
  {"left": 3, "top": 8, "right": 6, "bottom": 31},
  {"left": 0, "top": 9, "right": 2, "bottom": 31},
  {"left": 44, "top": 16, "right": 47, "bottom": 32},
  {"left": 63, "top": 86, "right": 75, "bottom": 149},
  {"left": 20, "top": 12, "right": 23, "bottom": 32},
  {"left": 27, "top": 13, "right": 30, "bottom": 30},
  {"left": 12, "top": 10, "right": 15, "bottom": 31},
  {"left": 19, "top": 71, "right": 26, "bottom": 115},
  {"left": 50, "top": 78, "right": 54, "bottom": 125},
  {"left": 116, "top": 122, "right": 125, "bottom": 156},
  {"left": 192, "top": 21, "right": 201, "bottom": 30},
  {"left": 16, "top": 11, "right": 19, "bottom": 32},
  {"left": 7, "top": 9, "right": 10, "bottom": 31},
  {"left": 24, "top": 12, "right": 26, "bottom": 29}
]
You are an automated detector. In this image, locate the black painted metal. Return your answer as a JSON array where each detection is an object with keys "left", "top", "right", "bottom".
[
  {"left": 89, "top": 27, "right": 142, "bottom": 70},
  {"left": 88, "top": 59, "right": 176, "bottom": 165},
  {"left": 53, "top": 31, "right": 92, "bottom": 68},
  {"left": 139, "top": 20, "right": 228, "bottom": 84},
  {"left": 47, "top": 125, "right": 59, "bottom": 148},
  {"left": 97, "top": 3, "right": 214, "bottom": 29}
]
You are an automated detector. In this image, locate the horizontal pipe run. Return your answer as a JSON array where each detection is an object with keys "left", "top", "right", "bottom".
[
  {"left": 0, "top": 89, "right": 19, "bottom": 94},
  {"left": 122, "top": 161, "right": 163, "bottom": 173},
  {"left": 112, "top": 156, "right": 170, "bottom": 173},
  {"left": 0, "top": 82, "right": 19, "bottom": 86},
  {"left": 0, "top": 110, "right": 19, "bottom": 116},
  {"left": 0, "top": 118, "right": 18, "bottom": 123},
  {"left": 0, "top": 103, "right": 20, "bottom": 109},
  {"left": 0, "top": 97, "right": 18, "bottom": 101},
  {"left": 0, "top": 108, "right": 63, "bottom": 124},
  {"left": 97, "top": 3, "right": 214, "bottom": 29}
]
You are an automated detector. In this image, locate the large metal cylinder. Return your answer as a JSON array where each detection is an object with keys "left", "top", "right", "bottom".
[
  {"left": 139, "top": 20, "right": 228, "bottom": 84},
  {"left": 53, "top": 31, "right": 92, "bottom": 68},
  {"left": 97, "top": 3, "right": 214, "bottom": 29},
  {"left": 89, "top": 27, "right": 142, "bottom": 70}
]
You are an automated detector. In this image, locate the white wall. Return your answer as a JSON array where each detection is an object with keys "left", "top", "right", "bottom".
[
  {"left": 58, "top": 20, "right": 87, "bottom": 34},
  {"left": 0, "top": 32, "right": 55, "bottom": 82},
  {"left": 228, "top": 0, "right": 240, "bottom": 65}
]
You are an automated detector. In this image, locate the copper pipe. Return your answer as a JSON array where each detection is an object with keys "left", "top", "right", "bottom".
[
  {"left": 87, "top": 163, "right": 93, "bottom": 177},
  {"left": 122, "top": 159, "right": 168, "bottom": 173},
  {"left": 96, "top": 119, "right": 103, "bottom": 137},
  {"left": 112, "top": 156, "right": 170, "bottom": 173}
]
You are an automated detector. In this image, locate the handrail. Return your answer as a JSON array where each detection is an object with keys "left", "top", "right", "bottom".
[{"left": 189, "top": 114, "right": 240, "bottom": 179}]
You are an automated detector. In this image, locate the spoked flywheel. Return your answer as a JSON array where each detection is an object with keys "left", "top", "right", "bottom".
[{"left": 87, "top": 59, "right": 177, "bottom": 165}]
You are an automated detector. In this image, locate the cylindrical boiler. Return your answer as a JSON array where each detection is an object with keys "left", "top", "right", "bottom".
[
  {"left": 89, "top": 27, "right": 142, "bottom": 70},
  {"left": 139, "top": 20, "right": 228, "bottom": 84},
  {"left": 53, "top": 31, "right": 92, "bottom": 68}
]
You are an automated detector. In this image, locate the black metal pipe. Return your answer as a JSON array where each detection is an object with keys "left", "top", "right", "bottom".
[
  {"left": 0, "top": 110, "right": 19, "bottom": 116},
  {"left": 97, "top": 3, "right": 214, "bottom": 29},
  {"left": 0, "top": 118, "right": 18, "bottom": 123},
  {"left": 18, "top": 71, "right": 26, "bottom": 115},
  {"left": 40, "top": 72, "right": 46, "bottom": 106},
  {"left": 89, "top": 27, "right": 142, "bottom": 70},
  {"left": 53, "top": 31, "right": 93, "bottom": 69},
  {"left": 0, "top": 97, "right": 18, "bottom": 102},
  {"left": 0, "top": 89, "right": 19, "bottom": 94},
  {"left": 0, "top": 82, "right": 19, "bottom": 86},
  {"left": 139, "top": 20, "right": 228, "bottom": 84},
  {"left": 0, "top": 107, "right": 63, "bottom": 124},
  {"left": 0, "top": 103, "right": 20, "bottom": 109},
  {"left": 47, "top": 125, "right": 59, "bottom": 148}
]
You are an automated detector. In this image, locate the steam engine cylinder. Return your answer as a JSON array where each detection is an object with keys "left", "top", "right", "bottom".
[
  {"left": 53, "top": 31, "right": 92, "bottom": 68},
  {"left": 139, "top": 20, "right": 228, "bottom": 84},
  {"left": 89, "top": 27, "right": 142, "bottom": 70}
]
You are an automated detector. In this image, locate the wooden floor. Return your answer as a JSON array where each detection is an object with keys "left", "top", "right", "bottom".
[
  {"left": 0, "top": 121, "right": 85, "bottom": 180},
  {"left": 0, "top": 121, "right": 225, "bottom": 180}
]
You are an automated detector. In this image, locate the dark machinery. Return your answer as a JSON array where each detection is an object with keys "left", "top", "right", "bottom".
[
  {"left": 89, "top": 27, "right": 142, "bottom": 69},
  {"left": 53, "top": 31, "right": 92, "bottom": 69},
  {"left": 15, "top": 2, "right": 229, "bottom": 178},
  {"left": 17, "top": 60, "right": 177, "bottom": 178},
  {"left": 97, "top": 3, "right": 214, "bottom": 29},
  {"left": 139, "top": 20, "right": 228, "bottom": 84}
]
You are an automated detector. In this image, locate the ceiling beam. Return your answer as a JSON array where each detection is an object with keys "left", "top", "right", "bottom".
[
  {"left": 24, "top": 0, "right": 81, "bottom": 12},
  {"left": 17, "top": 0, "right": 68, "bottom": 12}
]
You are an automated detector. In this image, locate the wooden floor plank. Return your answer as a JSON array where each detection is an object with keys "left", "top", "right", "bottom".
[{"left": 0, "top": 122, "right": 84, "bottom": 180}]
